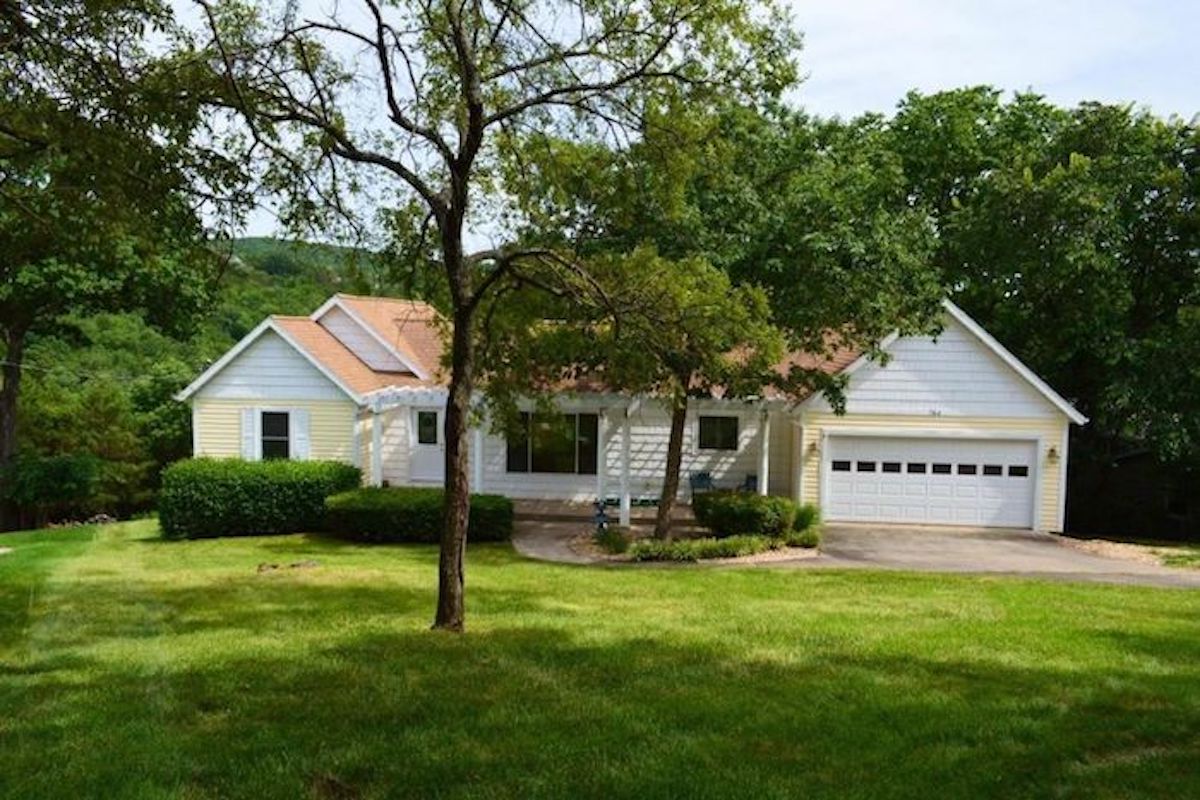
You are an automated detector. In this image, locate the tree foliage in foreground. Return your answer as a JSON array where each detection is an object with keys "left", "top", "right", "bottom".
[
  {"left": 195, "top": 0, "right": 802, "bottom": 630},
  {"left": 0, "top": 0, "right": 248, "bottom": 527}
]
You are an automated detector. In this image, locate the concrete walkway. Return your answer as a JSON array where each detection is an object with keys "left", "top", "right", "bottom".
[{"left": 511, "top": 508, "right": 1200, "bottom": 588}]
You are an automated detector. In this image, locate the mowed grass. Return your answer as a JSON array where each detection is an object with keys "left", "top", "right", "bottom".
[{"left": 2, "top": 521, "right": 1199, "bottom": 799}]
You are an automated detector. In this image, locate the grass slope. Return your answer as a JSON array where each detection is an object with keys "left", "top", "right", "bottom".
[{"left": 2, "top": 521, "right": 1199, "bottom": 799}]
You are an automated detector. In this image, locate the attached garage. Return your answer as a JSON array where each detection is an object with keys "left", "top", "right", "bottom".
[
  {"left": 824, "top": 436, "right": 1037, "bottom": 528},
  {"left": 796, "top": 302, "right": 1089, "bottom": 533}
]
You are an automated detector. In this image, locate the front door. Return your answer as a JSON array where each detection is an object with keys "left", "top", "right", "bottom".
[{"left": 410, "top": 408, "right": 445, "bottom": 483}]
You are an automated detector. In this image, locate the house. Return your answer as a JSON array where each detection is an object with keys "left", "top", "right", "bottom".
[{"left": 176, "top": 293, "right": 1087, "bottom": 531}]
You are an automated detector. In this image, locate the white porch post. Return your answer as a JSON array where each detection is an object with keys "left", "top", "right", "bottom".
[
  {"left": 791, "top": 421, "right": 804, "bottom": 502},
  {"left": 758, "top": 407, "right": 770, "bottom": 496},
  {"left": 472, "top": 423, "right": 485, "bottom": 493},
  {"left": 596, "top": 410, "right": 609, "bottom": 505},
  {"left": 370, "top": 410, "right": 383, "bottom": 487},
  {"left": 619, "top": 403, "right": 632, "bottom": 526}
]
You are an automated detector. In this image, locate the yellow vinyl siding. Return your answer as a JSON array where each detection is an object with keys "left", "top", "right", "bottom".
[
  {"left": 193, "top": 398, "right": 359, "bottom": 463},
  {"left": 799, "top": 412, "right": 1069, "bottom": 532}
]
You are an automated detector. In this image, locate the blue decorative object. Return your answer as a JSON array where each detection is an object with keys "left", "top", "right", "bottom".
[{"left": 593, "top": 499, "right": 610, "bottom": 533}]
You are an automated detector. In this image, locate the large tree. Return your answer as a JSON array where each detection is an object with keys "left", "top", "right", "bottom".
[
  {"left": 194, "top": 0, "right": 800, "bottom": 630},
  {"left": 883, "top": 89, "right": 1200, "bottom": 530},
  {"left": 0, "top": 0, "right": 245, "bottom": 526}
]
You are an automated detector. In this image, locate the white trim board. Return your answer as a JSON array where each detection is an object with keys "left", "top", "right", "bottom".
[{"left": 942, "top": 301, "right": 1087, "bottom": 425}]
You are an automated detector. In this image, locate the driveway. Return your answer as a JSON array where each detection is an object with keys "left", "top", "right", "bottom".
[
  {"left": 512, "top": 517, "right": 1200, "bottom": 588},
  {"left": 813, "top": 524, "right": 1200, "bottom": 588}
]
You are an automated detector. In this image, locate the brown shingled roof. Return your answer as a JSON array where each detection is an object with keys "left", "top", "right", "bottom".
[
  {"left": 273, "top": 316, "right": 435, "bottom": 396},
  {"left": 280, "top": 294, "right": 865, "bottom": 402},
  {"left": 334, "top": 294, "right": 446, "bottom": 379}
]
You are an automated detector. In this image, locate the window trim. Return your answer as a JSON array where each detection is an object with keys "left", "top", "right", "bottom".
[
  {"left": 505, "top": 412, "right": 599, "bottom": 475},
  {"left": 260, "top": 410, "right": 290, "bottom": 460},
  {"left": 415, "top": 409, "right": 439, "bottom": 446},
  {"left": 697, "top": 415, "right": 740, "bottom": 451}
]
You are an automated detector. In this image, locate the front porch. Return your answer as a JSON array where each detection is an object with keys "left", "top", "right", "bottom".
[{"left": 362, "top": 391, "right": 801, "bottom": 527}]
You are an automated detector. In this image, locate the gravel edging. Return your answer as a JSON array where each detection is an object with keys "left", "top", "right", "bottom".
[{"left": 1057, "top": 536, "right": 1178, "bottom": 567}]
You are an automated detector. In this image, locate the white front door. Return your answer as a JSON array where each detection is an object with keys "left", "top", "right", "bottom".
[
  {"left": 410, "top": 407, "right": 445, "bottom": 483},
  {"left": 825, "top": 436, "right": 1037, "bottom": 528}
]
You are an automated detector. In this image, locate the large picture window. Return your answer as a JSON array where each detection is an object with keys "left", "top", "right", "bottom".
[
  {"left": 698, "top": 415, "right": 739, "bottom": 451},
  {"left": 261, "top": 411, "right": 290, "bottom": 460},
  {"left": 506, "top": 412, "right": 599, "bottom": 474}
]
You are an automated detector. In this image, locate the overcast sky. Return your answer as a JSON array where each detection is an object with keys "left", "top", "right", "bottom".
[
  {"left": 238, "top": 0, "right": 1198, "bottom": 237},
  {"left": 789, "top": 0, "right": 1199, "bottom": 120}
]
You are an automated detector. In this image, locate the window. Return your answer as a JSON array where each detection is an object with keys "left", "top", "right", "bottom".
[
  {"left": 261, "top": 411, "right": 290, "bottom": 460},
  {"left": 1008, "top": 465, "right": 1029, "bottom": 477},
  {"left": 907, "top": 462, "right": 927, "bottom": 474},
  {"left": 506, "top": 413, "right": 599, "bottom": 474},
  {"left": 416, "top": 411, "right": 438, "bottom": 445},
  {"left": 831, "top": 460, "right": 851, "bottom": 472},
  {"left": 882, "top": 462, "right": 901, "bottom": 473},
  {"left": 932, "top": 463, "right": 952, "bottom": 475},
  {"left": 856, "top": 461, "right": 877, "bottom": 472},
  {"left": 983, "top": 464, "right": 1003, "bottom": 476},
  {"left": 957, "top": 464, "right": 978, "bottom": 475},
  {"left": 698, "top": 416, "right": 739, "bottom": 450}
]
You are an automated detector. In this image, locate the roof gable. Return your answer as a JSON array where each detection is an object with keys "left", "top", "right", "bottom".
[
  {"left": 804, "top": 300, "right": 1087, "bottom": 424},
  {"left": 176, "top": 319, "right": 366, "bottom": 403}
]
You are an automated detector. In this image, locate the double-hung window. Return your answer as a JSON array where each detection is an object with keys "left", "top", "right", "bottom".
[{"left": 261, "top": 411, "right": 290, "bottom": 460}]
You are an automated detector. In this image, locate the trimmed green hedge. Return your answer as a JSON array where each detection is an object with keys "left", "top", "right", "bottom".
[
  {"left": 693, "top": 491, "right": 819, "bottom": 537},
  {"left": 324, "top": 487, "right": 514, "bottom": 543},
  {"left": 159, "top": 459, "right": 362, "bottom": 539}
]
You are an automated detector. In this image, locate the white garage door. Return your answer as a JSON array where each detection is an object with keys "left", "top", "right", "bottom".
[{"left": 825, "top": 437, "right": 1037, "bottom": 528}]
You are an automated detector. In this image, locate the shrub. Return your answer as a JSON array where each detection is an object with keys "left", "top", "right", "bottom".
[
  {"left": 593, "top": 525, "right": 630, "bottom": 554},
  {"left": 793, "top": 503, "right": 820, "bottom": 535},
  {"left": 158, "top": 459, "right": 361, "bottom": 539},
  {"left": 0, "top": 453, "right": 100, "bottom": 528},
  {"left": 630, "top": 534, "right": 782, "bottom": 562},
  {"left": 324, "top": 487, "right": 514, "bottom": 543},
  {"left": 693, "top": 492, "right": 798, "bottom": 537},
  {"left": 783, "top": 526, "right": 821, "bottom": 548}
]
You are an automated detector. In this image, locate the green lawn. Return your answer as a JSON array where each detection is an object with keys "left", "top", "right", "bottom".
[
  {"left": 2, "top": 521, "right": 1199, "bottom": 799},
  {"left": 1156, "top": 544, "right": 1200, "bottom": 569}
]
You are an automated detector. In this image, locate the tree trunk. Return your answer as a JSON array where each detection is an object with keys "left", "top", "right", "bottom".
[
  {"left": 433, "top": 206, "right": 474, "bottom": 631},
  {"left": 0, "top": 328, "right": 25, "bottom": 531},
  {"left": 654, "top": 400, "right": 689, "bottom": 540}
]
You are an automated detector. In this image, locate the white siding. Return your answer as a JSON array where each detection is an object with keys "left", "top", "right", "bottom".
[
  {"left": 195, "top": 331, "right": 347, "bottom": 401},
  {"left": 379, "top": 407, "right": 412, "bottom": 486},
  {"left": 768, "top": 409, "right": 793, "bottom": 496},
  {"left": 472, "top": 399, "right": 773, "bottom": 502},
  {"left": 808, "top": 317, "right": 1058, "bottom": 418},
  {"left": 317, "top": 306, "right": 408, "bottom": 372}
]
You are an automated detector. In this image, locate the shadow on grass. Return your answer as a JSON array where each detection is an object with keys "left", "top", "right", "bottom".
[{"left": 1, "top": 567, "right": 1199, "bottom": 800}]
